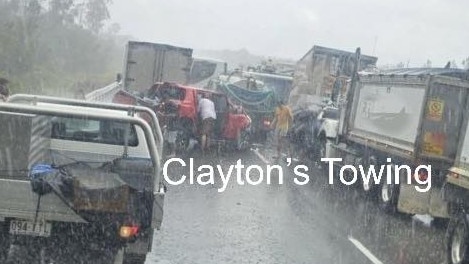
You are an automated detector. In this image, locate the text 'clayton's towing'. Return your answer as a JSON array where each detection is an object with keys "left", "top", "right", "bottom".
[{"left": 163, "top": 158, "right": 432, "bottom": 193}]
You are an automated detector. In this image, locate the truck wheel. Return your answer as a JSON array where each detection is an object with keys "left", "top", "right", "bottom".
[
  {"left": 360, "top": 156, "right": 377, "bottom": 197},
  {"left": 447, "top": 214, "right": 469, "bottom": 264},
  {"left": 378, "top": 181, "right": 398, "bottom": 213},
  {"left": 123, "top": 253, "right": 146, "bottom": 264},
  {"left": 361, "top": 178, "right": 372, "bottom": 192}
]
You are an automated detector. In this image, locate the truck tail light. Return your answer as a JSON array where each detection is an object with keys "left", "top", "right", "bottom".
[
  {"left": 119, "top": 225, "right": 139, "bottom": 238},
  {"left": 449, "top": 172, "right": 459, "bottom": 179},
  {"left": 416, "top": 170, "right": 428, "bottom": 182}
]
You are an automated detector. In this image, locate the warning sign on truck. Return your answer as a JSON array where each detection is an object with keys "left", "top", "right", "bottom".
[
  {"left": 426, "top": 99, "right": 444, "bottom": 121},
  {"left": 422, "top": 132, "right": 445, "bottom": 156}
]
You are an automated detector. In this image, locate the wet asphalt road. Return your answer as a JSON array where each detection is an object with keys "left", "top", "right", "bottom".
[{"left": 146, "top": 146, "right": 448, "bottom": 264}]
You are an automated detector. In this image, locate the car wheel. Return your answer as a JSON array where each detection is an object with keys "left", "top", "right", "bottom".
[
  {"left": 236, "top": 129, "right": 250, "bottom": 151},
  {"left": 175, "top": 131, "right": 190, "bottom": 154},
  {"left": 318, "top": 134, "right": 327, "bottom": 161}
]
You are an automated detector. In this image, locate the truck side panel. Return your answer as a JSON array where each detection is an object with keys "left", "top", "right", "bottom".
[
  {"left": 347, "top": 75, "right": 469, "bottom": 163},
  {"left": 161, "top": 47, "right": 193, "bottom": 84},
  {"left": 350, "top": 81, "right": 426, "bottom": 149},
  {"left": 289, "top": 49, "right": 314, "bottom": 109}
]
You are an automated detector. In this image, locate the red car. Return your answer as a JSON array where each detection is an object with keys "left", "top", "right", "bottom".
[{"left": 113, "top": 82, "right": 251, "bottom": 154}]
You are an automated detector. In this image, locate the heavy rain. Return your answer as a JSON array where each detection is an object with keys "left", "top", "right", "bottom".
[{"left": 0, "top": 0, "right": 469, "bottom": 264}]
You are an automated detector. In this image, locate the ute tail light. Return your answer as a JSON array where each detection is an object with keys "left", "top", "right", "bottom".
[
  {"left": 119, "top": 225, "right": 139, "bottom": 238},
  {"left": 263, "top": 119, "right": 271, "bottom": 127}
]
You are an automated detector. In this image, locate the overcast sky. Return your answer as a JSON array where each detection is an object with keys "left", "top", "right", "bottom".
[{"left": 109, "top": 0, "right": 469, "bottom": 67}]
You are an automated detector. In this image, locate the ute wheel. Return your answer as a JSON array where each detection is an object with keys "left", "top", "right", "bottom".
[
  {"left": 87, "top": 249, "right": 119, "bottom": 264},
  {"left": 123, "top": 253, "right": 146, "bottom": 264},
  {"left": 447, "top": 214, "right": 469, "bottom": 264},
  {"left": 5, "top": 242, "right": 46, "bottom": 264},
  {"left": 0, "top": 232, "right": 9, "bottom": 263}
]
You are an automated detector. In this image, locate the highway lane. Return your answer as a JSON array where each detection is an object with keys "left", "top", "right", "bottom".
[{"left": 147, "top": 147, "right": 423, "bottom": 264}]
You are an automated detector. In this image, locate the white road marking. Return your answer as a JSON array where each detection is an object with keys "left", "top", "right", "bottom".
[
  {"left": 348, "top": 236, "right": 384, "bottom": 264},
  {"left": 251, "top": 148, "right": 270, "bottom": 164}
]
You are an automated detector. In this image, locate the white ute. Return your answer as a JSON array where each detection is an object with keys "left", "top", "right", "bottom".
[{"left": 0, "top": 94, "right": 164, "bottom": 264}]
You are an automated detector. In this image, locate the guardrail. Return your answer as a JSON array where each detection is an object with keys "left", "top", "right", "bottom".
[{"left": 84, "top": 81, "right": 121, "bottom": 102}]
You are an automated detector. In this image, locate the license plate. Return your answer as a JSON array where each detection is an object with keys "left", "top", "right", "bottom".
[{"left": 9, "top": 219, "right": 52, "bottom": 237}]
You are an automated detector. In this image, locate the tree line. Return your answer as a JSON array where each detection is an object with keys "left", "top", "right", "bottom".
[{"left": 0, "top": 0, "right": 127, "bottom": 97}]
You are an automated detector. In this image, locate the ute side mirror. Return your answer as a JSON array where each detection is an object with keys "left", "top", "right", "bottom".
[{"left": 116, "top": 73, "right": 122, "bottom": 83}]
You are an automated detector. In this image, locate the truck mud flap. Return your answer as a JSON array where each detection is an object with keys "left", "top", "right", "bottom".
[
  {"left": 398, "top": 184, "right": 448, "bottom": 217},
  {"left": 398, "top": 184, "right": 431, "bottom": 215}
]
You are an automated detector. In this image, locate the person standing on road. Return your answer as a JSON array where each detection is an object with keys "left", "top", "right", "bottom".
[
  {"left": 197, "top": 93, "right": 217, "bottom": 154},
  {"left": 271, "top": 100, "right": 293, "bottom": 159},
  {"left": 0, "top": 78, "right": 10, "bottom": 102}
]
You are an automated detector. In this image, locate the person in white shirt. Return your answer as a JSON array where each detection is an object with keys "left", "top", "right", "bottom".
[{"left": 197, "top": 93, "right": 217, "bottom": 153}]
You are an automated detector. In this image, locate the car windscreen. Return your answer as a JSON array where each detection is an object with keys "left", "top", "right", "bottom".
[
  {"left": 190, "top": 60, "right": 218, "bottom": 84},
  {"left": 156, "top": 85, "right": 186, "bottom": 101},
  {"left": 256, "top": 76, "right": 292, "bottom": 102}
]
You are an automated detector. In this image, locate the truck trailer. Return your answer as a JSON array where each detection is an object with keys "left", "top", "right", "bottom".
[
  {"left": 290, "top": 45, "right": 378, "bottom": 110},
  {"left": 323, "top": 68, "right": 469, "bottom": 217},
  {"left": 320, "top": 67, "right": 469, "bottom": 264},
  {"left": 122, "top": 41, "right": 193, "bottom": 93}
]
